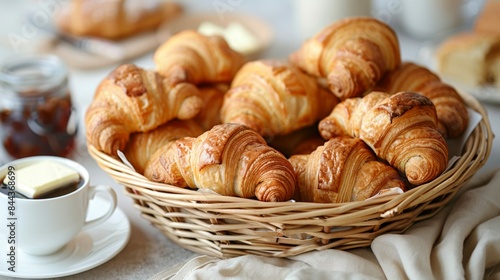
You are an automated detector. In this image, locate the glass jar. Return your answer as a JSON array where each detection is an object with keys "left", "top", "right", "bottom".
[{"left": 0, "top": 55, "right": 78, "bottom": 160}]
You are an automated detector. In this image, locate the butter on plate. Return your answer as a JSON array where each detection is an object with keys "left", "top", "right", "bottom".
[
  {"left": 3, "top": 161, "right": 80, "bottom": 198},
  {"left": 198, "top": 21, "right": 260, "bottom": 55}
]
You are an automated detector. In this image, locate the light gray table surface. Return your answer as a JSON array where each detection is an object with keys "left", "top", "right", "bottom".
[{"left": 0, "top": 0, "right": 498, "bottom": 279}]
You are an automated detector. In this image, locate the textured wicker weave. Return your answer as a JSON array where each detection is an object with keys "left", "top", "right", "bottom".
[{"left": 89, "top": 91, "right": 493, "bottom": 258}]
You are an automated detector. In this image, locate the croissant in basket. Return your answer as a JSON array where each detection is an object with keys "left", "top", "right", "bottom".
[
  {"left": 144, "top": 123, "right": 296, "bottom": 202},
  {"left": 153, "top": 30, "right": 246, "bottom": 85},
  {"left": 376, "top": 62, "right": 469, "bottom": 138},
  {"left": 289, "top": 137, "right": 405, "bottom": 203},
  {"left": 221, "top": 60, "right": 338, "bottom": 139},
  {"left": 289, "top": 17, "right": 401, "bottom": 100},
  {"left": 123, "top": 120, "right": 203, "bottom": 174},
  {"left": 319, "top": 91, "right": 448, "bottom": 185},
  {"left": 85, "top": 64, "right": 203, "bottom": 155}
]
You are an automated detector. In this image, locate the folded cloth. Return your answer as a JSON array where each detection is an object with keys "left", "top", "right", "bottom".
[{"left": 152, "top": 168, "right": 500, "bottom": 280}]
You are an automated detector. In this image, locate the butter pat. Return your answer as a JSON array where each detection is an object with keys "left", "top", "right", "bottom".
[
  {"left": 4, "top": 161, "right": 80, "bottom": 198},
  {"left": 198, "top": 21, "right": 260, "bottom": 55},
  {"left": 197, "top": 21, "right": 226, "bottom": 37}
]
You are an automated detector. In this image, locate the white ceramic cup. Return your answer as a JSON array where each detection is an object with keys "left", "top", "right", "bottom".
[
  {"left": 400, "top": 0, "right": 464, "bottom": 39},
  {"left": 293, "top": 0, "right": 372, "bottom": 40},
  {"left": 0, "top": 156, "right": 117, "bottom": 256}
]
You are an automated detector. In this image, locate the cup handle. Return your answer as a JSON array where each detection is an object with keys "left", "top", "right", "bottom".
[{"left": 83, "top": 185, "right": 117, "bottom": 230}]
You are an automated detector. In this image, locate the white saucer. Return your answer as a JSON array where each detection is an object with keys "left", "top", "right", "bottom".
[{"left": 0, "top": 196, "right": 130, "bottom": 279}]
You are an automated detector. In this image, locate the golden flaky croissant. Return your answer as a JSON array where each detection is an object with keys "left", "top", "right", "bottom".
[
  {"left": 289, "top": 137, "right": 405, "bottom": 203},
  {"left": 289, "top": 17, "right": 401, "bottom": 100},
  {"left": 220, "top": 60, "right": 338, "bottom": 139},
  {"left": 55, "top": 0, "right": 183, "bottom": 40},
  {"left": 123, "top": 120, "right": 203, "bottom": 174},
  {"left": 85, "top": 64, "right": 203, "bottom": 155},
  {"left": 193, "top": 84, "right": 228, "bottom": 131},
  {"left": 144, "top": 123, "right": 296, "bottom": 202},
  {"left": 153, "top": 30, "right": 246, "bottom": 85},
  {"left": 319, "top": 91, "right": 448, "bottom": 185},
  {"left": 376, "top": 62, "right": 469, "bottom": 138}
]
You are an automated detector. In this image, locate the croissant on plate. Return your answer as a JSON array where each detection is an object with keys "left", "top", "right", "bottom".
[
  {"left": 123, "top": 120, "right": 203, "bottom": 174},
  {"left": 85, "top": 64, "right": 203, "bottom": 155},
  {"left": 289, "top": 17, "right": 401, "bottom": 100},
  {"left": 193, "top": 84, "right": 228, "bottom": 131},
  {"left": 153, "top": 30, "right": 246, "bottom": 85},
  {"left": 144, "top": 123, "right": 296, "bottom": 202},
  {"left": 220, "top": 60, "right": 338, "bottom": 139},
  {"left": 289, "top": 137, "right": 406, "bottom": 203},
  {"left": 55, "top": 0, "right": 183, "bottom": 40},
  {"left": 375, "top": 62, "right": 469, "bottom": 138},
  {"left": 318, "top": 91, "right": 448, "bottom": 185}
]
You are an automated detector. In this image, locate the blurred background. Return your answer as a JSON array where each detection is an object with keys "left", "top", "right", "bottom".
[{"left": 0, "top": 0, "right": 487, "bottom": 64}]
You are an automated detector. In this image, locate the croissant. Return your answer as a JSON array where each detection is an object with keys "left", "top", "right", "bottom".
[
  {"left": 318, "top": 91, "right": 448, "bottom": 185},
  {"left": 153, "top": 30, "right": 246, "bottom": 85},
  {"left": 220, "top": 60, "right": 338, "bottom": 139},
  {"left": 55, "top": 0, "right": 183, "bottom": 40},
  {"left": 289, "top": 17, "right": 401, "bottom": 100},
  {"left": 193, "top": 84, "right": 228, "bottom": 131},
  {"left": 123, "top": 120, "right": 203, "bottom": 174},
  {"left": 289, "top": 137, "right": 405, "bottom": 203},
  {"left": 319, "top": 91, "right": 388, "bottom": 140},
  {"left": 144, "top": 123, "right": 296, "bottom": 202},
  {"left": 375, "top": 62, "right": 469, "bottom": 138},
  {"left": 85, "top": 64, "right": 203, "bottom": 155}
]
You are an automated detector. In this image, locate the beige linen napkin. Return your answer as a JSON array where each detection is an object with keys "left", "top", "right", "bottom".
[
  {"left": 372, "top": 168, "right": 500, "bottom": 280},
  {"left": 152, "top": 168, "right": 500, "bottom": 280}
]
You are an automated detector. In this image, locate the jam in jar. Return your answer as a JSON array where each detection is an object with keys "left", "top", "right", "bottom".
[{"left": 0, "top": 55, "right": 78, "bottom": 159}]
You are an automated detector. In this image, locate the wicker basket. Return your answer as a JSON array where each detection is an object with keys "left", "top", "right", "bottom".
[{"left": 88, "top": 90, "right": 493, "bottom": 258}]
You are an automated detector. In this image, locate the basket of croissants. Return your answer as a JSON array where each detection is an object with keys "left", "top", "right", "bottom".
[{"left": 86, "top": 17, "right": 493, "bottom": 258}]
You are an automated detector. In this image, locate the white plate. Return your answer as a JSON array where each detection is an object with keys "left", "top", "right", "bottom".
[
  {"left": 418, "top": 41, "right": 500, "bottom": 104},
  {"left": 0, "top": 196, "right": 130, "bottom": 279},
  {"left": 157, "top": 12, "right": 274, "bottom": 58}
]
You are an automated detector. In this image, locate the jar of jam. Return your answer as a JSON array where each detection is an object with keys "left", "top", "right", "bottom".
[{"left": 0, "top": 55, "right": 78, "bottom": 160}]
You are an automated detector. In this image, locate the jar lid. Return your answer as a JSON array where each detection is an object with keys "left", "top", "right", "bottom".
[{"left": 0, "top": 54, "right": 68, "bottom": 97}]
